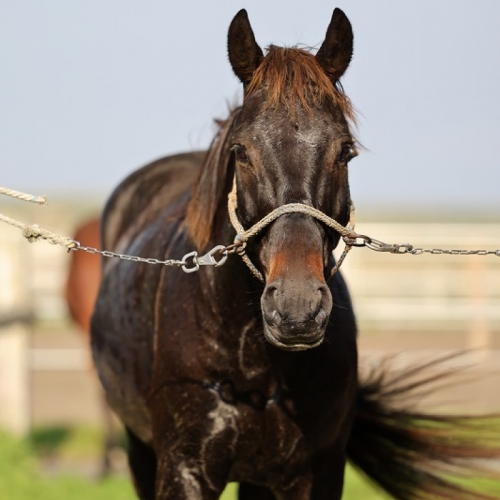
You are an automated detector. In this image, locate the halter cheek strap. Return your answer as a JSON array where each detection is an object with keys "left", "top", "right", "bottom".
[{"left": 227, "top": 177, "right": 356, "bottom": 282}]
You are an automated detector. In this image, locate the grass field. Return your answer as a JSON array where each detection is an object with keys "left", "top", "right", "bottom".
[
  {"left": 0, "top": 426, "right": 389, "bottom": 500},
  {"left": 3, "top": 425, "right": 500, "bottom": 499}
]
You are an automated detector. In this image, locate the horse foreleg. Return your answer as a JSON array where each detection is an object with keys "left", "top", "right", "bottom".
[
  {"left": 238, "top": 482, "right": 276, "bottom": 499},
  {"left": 126, "top": 427, "right": 157, "bottom": 500},
  {"left": 151, "top": 388, "right": 239, "bottom": 499},
  {"left": 154, "top": 452, "right": 226, "bottom": 500},
  {"left": 309, "top": 447, "right": 347, "bottom": 500},
  {"left": 269, "top": 448, "right": 346, "bottom": 500}
]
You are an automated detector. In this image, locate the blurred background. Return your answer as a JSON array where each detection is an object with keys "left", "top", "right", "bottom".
[{"left": 1, "top": 1, "right": 499, "bottom": 499}]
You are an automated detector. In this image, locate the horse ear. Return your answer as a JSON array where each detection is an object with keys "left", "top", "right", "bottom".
[
  {"left": 315, "top": 8, "right": 353, "bottom": 81},
  {"left": 228, "top": 9, "right": 264, "bottom": 85}
]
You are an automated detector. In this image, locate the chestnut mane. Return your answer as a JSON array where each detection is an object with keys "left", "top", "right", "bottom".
[
  {"left": 185, "top": 110, "right": 239, "bottom": 251},
  {"left": 185, "top": 46, "right": 356, "bottom": 251},
  {"left": 247, "top": 45, "right": 355, "bottom": 122}
]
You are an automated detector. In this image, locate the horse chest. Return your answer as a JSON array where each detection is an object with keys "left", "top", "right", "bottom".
[{"left": 202, "top": 392, "right": 310, "bottom": 485}]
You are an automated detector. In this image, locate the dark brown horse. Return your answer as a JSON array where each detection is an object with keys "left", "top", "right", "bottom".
[{"left": 91, "top": 9, "right": 500, "bottom": 499}]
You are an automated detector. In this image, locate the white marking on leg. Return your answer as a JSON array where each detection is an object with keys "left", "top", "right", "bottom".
[
  {"left": 209, "top": 400, "right": 238, "bottom": 435},
  {"left": 201, "top": 399, "right": 239, "bottom": 491},
  {"left": 178, "top": 462, "right": 202, "bottom": 498}
]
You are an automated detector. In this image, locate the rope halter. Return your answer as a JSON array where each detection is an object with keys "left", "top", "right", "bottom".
[{"left": 227, "top": 178, "right": 356, "bottom": 282}]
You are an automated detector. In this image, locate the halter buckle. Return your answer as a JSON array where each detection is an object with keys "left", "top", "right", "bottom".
[
  {"left": 181, "top": 245, "right": 229, "bottom": 273},
  {"left": 196, "top": 245, "right": 229, "bottom": 267},
  {"left": 365, "top": 238, "right": 413, "bottom": 254}
]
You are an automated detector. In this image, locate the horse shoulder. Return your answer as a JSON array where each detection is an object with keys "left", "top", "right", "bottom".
[
  {"left": 91, "top": 151, "right": 205, "bottom": 444},
  {"left": 101, "top": 151, "right": 205, "bottom": 252}
]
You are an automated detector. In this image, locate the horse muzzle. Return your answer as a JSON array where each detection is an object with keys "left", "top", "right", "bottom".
[{"left": 261, "top": 281, "right": 332, "bottom": 351}]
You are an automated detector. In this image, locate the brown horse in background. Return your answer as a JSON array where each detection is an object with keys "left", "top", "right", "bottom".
[
  {"left": 65, "top": 217, "right": 118, "bottom": 475},
  {"left": 66, "top": 219, "right": 100, "bottom": 333}
]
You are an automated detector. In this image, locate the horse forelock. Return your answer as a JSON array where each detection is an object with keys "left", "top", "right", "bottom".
[
  {"left": 246, "top": 46, "right": 356, "bottom": 124},
  {"left": 185, "top": 109, "right": 240, "bottom": 251}
]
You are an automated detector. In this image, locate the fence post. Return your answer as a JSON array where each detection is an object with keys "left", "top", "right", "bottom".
[{"left": 0, "top": 227, "right": 31, "bottom": 435}]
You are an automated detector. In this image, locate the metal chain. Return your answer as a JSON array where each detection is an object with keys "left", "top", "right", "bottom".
[
  {"left": 73, "top": 243, "right": 231, "bottom": 273},
  {"left": 355, "top": 236, "right": 500, "bottom": 257},
  {"left": 410, "top": 248, "right": 500, "bottom": 256}
]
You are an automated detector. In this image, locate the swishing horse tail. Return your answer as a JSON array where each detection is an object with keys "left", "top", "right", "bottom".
[{"left": 347, "top": 354, "right": 500, "bottom": 500}]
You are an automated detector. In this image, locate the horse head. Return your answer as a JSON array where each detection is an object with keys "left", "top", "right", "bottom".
[{"left": 227, "top": 9, "right": 357, "bottom": 351}]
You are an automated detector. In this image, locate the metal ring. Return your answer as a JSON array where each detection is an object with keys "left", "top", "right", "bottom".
[
  {"left": 181, "top": 251, "right": 200, "bottom": 273},
  {"left": 344, "top": 234, "right": 371, "bottom": 247}
]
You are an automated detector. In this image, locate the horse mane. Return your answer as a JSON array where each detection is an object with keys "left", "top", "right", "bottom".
[
  {"left": 185, "top": 109, "right": 240, "bottom": 251},
  {"left": 185, "top": 45, "right": 356, "bottom": 251},
  {"left": 247, "top": 45, "right": 356, "bottom": 123}
]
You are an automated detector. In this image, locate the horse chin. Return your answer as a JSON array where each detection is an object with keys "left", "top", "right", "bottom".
[{"left": 263, "top": 324, "right": 325, "bottom": 351}]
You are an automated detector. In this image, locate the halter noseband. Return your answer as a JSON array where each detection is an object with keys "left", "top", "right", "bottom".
[{"left": 227, "top": 177, "right": 356, "bottom": 282}]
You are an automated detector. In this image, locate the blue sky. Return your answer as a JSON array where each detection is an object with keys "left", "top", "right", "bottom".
[{"left": 1, "top": 1, "right": 499, "bottom": 212}]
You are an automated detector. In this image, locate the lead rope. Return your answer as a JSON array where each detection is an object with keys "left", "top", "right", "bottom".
[
  {"left": 227, "top": 178, "right": 356, "bottom": 282},
  {"left": 0, "top": 186, "right": 77, "bottom": 248}
]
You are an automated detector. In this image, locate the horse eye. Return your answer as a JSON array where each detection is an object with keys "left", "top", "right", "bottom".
[
  {"left": 339, "top": 143, "right": 357, "bottom": 164},
  {"left": 232, "top": 145, "right": 249, "bottom": 163}
]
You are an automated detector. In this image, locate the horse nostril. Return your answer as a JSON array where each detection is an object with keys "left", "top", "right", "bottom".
[
  {"left": 264, "top": 285, "right": 277, "bottom": 299},
  {"left": 263, "top": 285, "right": 283, "bottom": 325}
]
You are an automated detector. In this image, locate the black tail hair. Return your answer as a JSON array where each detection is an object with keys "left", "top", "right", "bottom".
[{"left": 347, "top": 353, "right": 500, "bottom": 500}]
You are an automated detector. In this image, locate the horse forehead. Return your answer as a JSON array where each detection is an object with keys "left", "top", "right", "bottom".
[
  {"left": 247, "top": 99, "right": 349, "bottom": 138},
  {"left": 245, "top": 112, "right": 334, "bottom": 149}
]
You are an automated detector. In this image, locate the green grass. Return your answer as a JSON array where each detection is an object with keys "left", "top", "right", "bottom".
[
  {"left": 0, "top": 426, "right": 389, "bottom": 499},
  {"left": 0, "top": 429, "right": 135, "bottom": 500},
  {"left": 343, "top": 467, "right": 389, "bottom": 500},
  {"left": 30, "top": 425, "right": 127, "bottom": 459}
]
